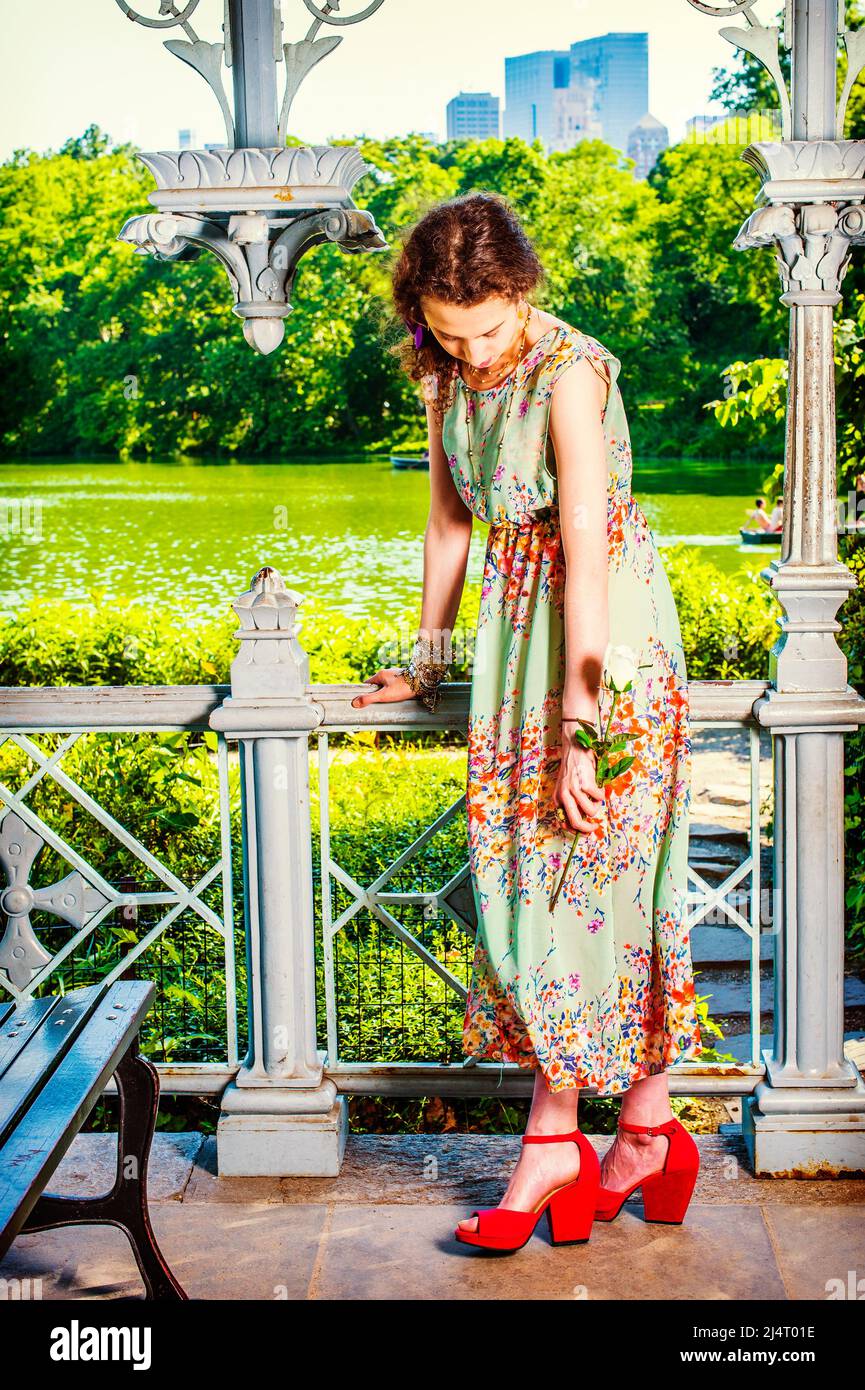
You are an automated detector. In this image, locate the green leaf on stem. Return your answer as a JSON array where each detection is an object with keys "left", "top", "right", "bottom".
[{"left": 604, "top": 754, "right": 635, "bottom": 784}]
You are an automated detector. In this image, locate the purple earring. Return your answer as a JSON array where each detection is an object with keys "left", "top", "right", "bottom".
[{"left": 404, "top": 318, "right": 425, "bottom": 349}]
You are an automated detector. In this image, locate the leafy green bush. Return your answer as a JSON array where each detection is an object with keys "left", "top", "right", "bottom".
[
  {"left": 2, "top": 547, "right": 776, "bottom": 688},
  {"left": 0, "top": 588, "right": 478, "bottom": 688},
  {"left": 663, "top": 544, "right": 777, "bottom": 678}
]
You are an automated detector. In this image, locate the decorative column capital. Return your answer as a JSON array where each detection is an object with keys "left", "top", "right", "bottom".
[
  {"left": 733, "top": 142, "right": 865, "bottom": 304},
  {"left": 117, "top": 146, "right": 386, "bottom": 354},
  {"left": 112, "top": 6, "right": 390, "bottom": 352}
]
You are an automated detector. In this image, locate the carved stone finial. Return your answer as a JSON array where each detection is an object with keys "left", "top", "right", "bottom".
[{"left": 228, "top": 567, "right": 310, "bottom": 699}]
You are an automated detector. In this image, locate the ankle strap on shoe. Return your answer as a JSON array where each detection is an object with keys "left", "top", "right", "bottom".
[
  {"left": 618, "top": 1119, "right": 679, "bottom": 1137},
  {"left": 522, "top": 1128, "right": 581, "bottom": 1145}
]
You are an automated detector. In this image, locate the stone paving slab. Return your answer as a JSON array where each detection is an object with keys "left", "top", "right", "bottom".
[
  {"left": 0, "top": 1204, "right": 325, "bottom": 1301},
  {"left": 315, "top": 1202, "right": 788, "bottom": 1301},
  {"left": 2, "top": 1131, "right": 862, "bottom": 1300},
  {"left": 45, "top": 1132, "right": 204, "bottom": 1202},
  {"left": 184, "top": 1133, "right": 865, "bottom": 1209},
  {"left": 2, "top": 1200, "right": 826, "bottom": 1301},
  {"left": 761, "top": 1205, "right": 865, "bottom": 1301}
]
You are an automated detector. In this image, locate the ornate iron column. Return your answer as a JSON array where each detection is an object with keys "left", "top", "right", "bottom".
[
  {"left": 114, "top": 1, "right": 388, "bottom": 353},
  {"left": 687, "top": 0, "right": 865, "bottom": 1172}
]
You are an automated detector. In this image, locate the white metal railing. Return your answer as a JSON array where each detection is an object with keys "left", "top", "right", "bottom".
[
  {"left": 0, "top": 686, "right": 239, "bottom": 1093},
  {"left": 0, "top": 678, "right": 770, "bottom": 1098},
  {"left": 687, "top": 721, "right": 764, "bottom": 1068},
  {"left": 315, "top": 679, "right": 771, "bottom": 1097}
]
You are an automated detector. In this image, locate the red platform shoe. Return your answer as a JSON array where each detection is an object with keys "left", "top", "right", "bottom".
[
  {"left": 454, "top": 1128, "right": 600, "bottom": 1252},
  {"left": 594, "top": 1117, "right": 699, "bottom": 1224}
]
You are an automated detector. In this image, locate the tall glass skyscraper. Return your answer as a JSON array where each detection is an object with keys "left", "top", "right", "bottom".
[
  {"left": 504, "top": 32, "right": 650, "bottom": 156},
  {"left": 570, "top": 32, "right": 649, "bottom": 154},
  {"left": 503, "top": 51, "right": 571, "bottom": 147}
]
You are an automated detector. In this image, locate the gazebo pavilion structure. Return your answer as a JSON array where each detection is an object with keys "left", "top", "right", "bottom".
[{"left": 0, "top": 0, "right": 864, "bottom": 1179}]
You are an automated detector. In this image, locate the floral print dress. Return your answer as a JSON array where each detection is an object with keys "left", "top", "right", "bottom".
[{"left": 441, "top": 324, "right": 702, "bottom": 1095}]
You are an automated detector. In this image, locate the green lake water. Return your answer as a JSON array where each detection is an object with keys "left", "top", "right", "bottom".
[{"left": 0, "top": 457, "right": 777, "bottom": 623}]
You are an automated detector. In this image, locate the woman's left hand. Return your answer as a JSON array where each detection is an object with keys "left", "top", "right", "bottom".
[{"left": 553, "top": 733, "right": 606, "bottom": 834}]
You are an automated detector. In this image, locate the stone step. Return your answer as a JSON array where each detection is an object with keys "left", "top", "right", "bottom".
[
  {"left": 698, "top": 971, "right": 865, "bottom": 1022},
  {"left": 691, "top": 804, "right": 752, "bottom": 824},
  {"left": 689, "top": 821, "right": 749, "bottom": 841},
  {"left": 690, "top": 860, "right": 742, "bottom": 878},
  {"left": 691, "top": 925, "right": 773, "bottom": 965},
  {"left": 689, "top": 842, "right": 743, "bottom": 864},
  {"left": 703, "top": 783, "right": 751, "bottom": 806}
]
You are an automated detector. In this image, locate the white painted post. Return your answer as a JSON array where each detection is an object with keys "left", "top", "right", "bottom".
[
  {"left": 226, "top": 0, "right": 280, "bottom": 148},
  {"left": 210, "top": 567, "right": 346, "bottom": 1176},
  {"left": 736, "top": 1, "right": 865, "bottom": 1172}
]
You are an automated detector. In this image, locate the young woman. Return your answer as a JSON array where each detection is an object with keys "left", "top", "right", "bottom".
[{"left": 351, "top": 192, "right": 701, "bottom": 1253}]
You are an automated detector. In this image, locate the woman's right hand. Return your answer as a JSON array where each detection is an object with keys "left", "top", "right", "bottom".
[
  {"left": 351, "top": 668, "right": 417, "bottom": 709},
  {"left": 554, "top": 734, "right": 606, "bottom": 834}
]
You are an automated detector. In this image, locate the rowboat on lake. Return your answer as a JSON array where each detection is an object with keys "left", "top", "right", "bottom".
[{"left": 739, "top": 527, "right": 782, "bottom": 545}]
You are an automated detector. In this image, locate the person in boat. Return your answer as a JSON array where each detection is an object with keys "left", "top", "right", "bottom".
[
  {"left": 744, "top": 497, "right": 772, "bottom": 531},
  {"left": 766, "top": 498, "right": 783, "bottom": 532}
]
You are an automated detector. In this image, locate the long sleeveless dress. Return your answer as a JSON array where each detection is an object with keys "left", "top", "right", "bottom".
[{"left": 440, "top": 324, "right": 702, "bottom": 1095}]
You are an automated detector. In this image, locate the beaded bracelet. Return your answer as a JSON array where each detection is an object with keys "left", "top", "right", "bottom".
[{"left": 401, "top": 635, "right": 450, "bottom": 713}]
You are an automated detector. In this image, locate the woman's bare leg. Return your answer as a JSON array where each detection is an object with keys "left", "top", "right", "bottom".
[
  {"left": 457, "top": 1067, "right": 582, "bottom": 1233},
  {"left": 599, "top": 1072, "right": 674, "bottom": 1192}
]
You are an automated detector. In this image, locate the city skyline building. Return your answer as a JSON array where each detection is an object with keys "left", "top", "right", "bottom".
[
  {"left": 627, "top": 111, "right": 669, "bottom": 178},
  {"left": 552, "top": 82, "right": 603, "bottom": 152},
  {"left": 570, "top": 32, "right": 649, "bottom": 155},
  {"left": 504, "top": 31, "right": 652, "bottom": 158},
  {"left": 503, "top": 50, "right": 570, "bottom": 147},
  {"left": 446, "top": 91, "right": 500, "bottom": 141}
]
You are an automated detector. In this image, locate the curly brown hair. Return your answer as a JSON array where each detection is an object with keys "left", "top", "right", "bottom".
[{"left": 390, "top": 191, "right": 545, "bottom": 422}]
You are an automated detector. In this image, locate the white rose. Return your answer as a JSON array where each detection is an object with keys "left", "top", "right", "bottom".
[{"left": 603, "top": 643, "right": 639, "bottom": 693}]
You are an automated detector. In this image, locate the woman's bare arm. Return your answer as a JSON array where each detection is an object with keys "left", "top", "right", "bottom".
[
  {"left": 551, "top": 358, "right": 610, "bottom": 722},
  {"left": 351, "top": 395, "right": 472, "bottom": 708},
  {"left": 417, "top": 399, "right": 474, "bottom": 651},
  {"left": 548, "top": 355, "right": 610, "bottom": 831}
]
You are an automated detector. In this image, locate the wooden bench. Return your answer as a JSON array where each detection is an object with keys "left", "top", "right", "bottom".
[{"left": 0, "top": 979, "right": 186, "bottom": 1300}]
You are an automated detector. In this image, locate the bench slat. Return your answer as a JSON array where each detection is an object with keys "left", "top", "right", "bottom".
[
  {"left": 0, "top": 984, "right": 109, "bottom": 1145},
  {"left": 0, "top": 992, "right": 81, "bottom": 1083},
  {"left": 0, "top": 980, "right": 154, "bottom": 1253}
]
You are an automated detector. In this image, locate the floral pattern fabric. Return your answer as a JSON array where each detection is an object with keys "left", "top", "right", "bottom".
[{"left": 441, "top": 324, "right": 701, "bottom": 1095}]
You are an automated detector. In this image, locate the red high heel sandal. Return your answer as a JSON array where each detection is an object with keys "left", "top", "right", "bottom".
[
  {"left": 594, "top": 1117, "right": 699, "bottom": 1224},
  {"left": 454, "top": 1128, "right": 600, "bottom": 1253}
]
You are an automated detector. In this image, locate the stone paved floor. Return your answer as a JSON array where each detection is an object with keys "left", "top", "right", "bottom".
[{"left": 2, "top": 1128, "right": 864, "bottom": 1301}]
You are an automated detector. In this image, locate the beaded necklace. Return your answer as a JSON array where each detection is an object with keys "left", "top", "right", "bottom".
[{"left": 461, "top": 313, "right": 530, "bottom": 478}]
